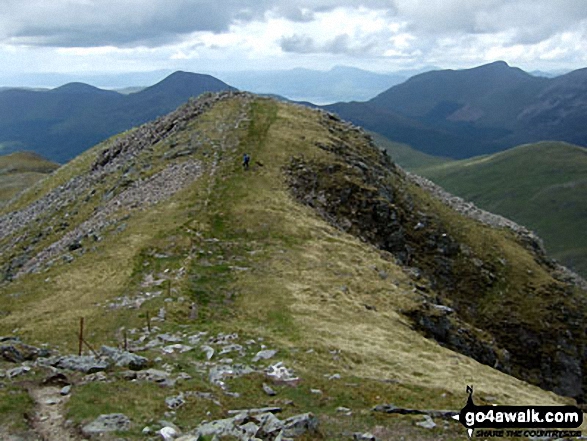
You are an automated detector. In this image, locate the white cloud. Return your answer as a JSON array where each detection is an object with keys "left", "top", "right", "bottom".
[{"left": 0, "top": 0, "right": 586, "bottom": 78}]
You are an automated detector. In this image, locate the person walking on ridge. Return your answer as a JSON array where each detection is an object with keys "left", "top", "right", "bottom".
[{"left": 243, "top": 153, "right": 250, "bottom": 170}]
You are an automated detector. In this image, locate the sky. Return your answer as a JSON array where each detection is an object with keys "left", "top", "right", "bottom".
[{"left": 0, "top": 0, "right": 586, "bottom": 84}]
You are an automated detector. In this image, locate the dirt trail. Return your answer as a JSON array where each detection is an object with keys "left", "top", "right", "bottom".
[{"left": 29, "top": 386, "right": 81, "bottom": 441}]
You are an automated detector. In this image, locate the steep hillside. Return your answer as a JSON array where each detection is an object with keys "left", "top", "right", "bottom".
[
  {"left": 0, "top": 71, "right": 234, "bottom": 163},
  {"left": 0, "top": 151, "right": 59, "bottom": 207},
  {"left": 325, "top": 61, "right": 587, "bottom": 158},
  {"left": 1, "top": 93, "right": 585, "bottom": 439},
  {"left": 414, "top": 141, "right": 587, "bottom": 279}
]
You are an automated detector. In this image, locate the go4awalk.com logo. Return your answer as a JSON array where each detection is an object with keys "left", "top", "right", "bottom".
[{"left": 452, "top": 386, "right": 583, "bottom": 438}]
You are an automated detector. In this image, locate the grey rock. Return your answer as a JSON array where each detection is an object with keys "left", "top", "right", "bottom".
[
  {"left": 1, "top": 342, "right": 48, "bottom": 363},
  {"left": 265, "top": 362, "right": 298, "bottom": 384},
  {"left": 373, "top": 404, "right": 457, "bottom": 419},
  {"left": 49, "top": 355, "right": 109, "bottom": 373},
  {"left": 282, "top": 413, "right": 319, "bottom": 438},
  {"left": 201, "top": 345, "right": 215, "bottom": 360},
  {"left": 7, "top": 366, "right": 31, "bottom": 378},
  {"left": 81, "top": 371, "right": 108, "bottom": 383},
  {"left": 354, "top": 433, "right": 377, "bottom": 441},
  {"left": 159, "top": 426, "right": 179, "bottom": 440},
  {"left": 227, "top": 407, "right": 282, "bottom": 417},
  {"left": 136, "top": 368, "right": 171, "bottom": 384},
  {"left": 208, "top": 364, "right": 254, "bottom": 387},
  {"left": 208, "top": 332, "right": 238, "bottom": 345},
  {"left": 254, "top": 412, "right": 284, "bottom": 434},
  {"left": 157, "top": 333, "right": 182, "bottom": 343},
  {"left": 165, "top": 393, "right": 185, "bottom": 409},
  {"left": 60, "top": 385, "right": 72, "bottom": 396},
  {"left": 82, "top": 413, "right": 131, "bottom": 436},
  {"left": 159, "top": 420, "right": 182, "bottom": 434},
  {"left": 194, "top": 415, "right": 246, "bottom": 439},
  {"left": 262, "top": 383, "right": 276, "bottom": 396},
  {"left": 162, "top": 344, "right": 193, "bottom": 354},
  {"left": 101, "top": 345, "right": 148, "bottom": 370},
  {"left": 240, "top": 421, "right": 259, "bottom": 438},
  {"left": 253, "top": 349, "right": 277, "bottom": 362},
  {"left": 416, "top": 415, "right": 437, "bottom": 429},
  {"left": 219, "top": 344, "right": 244, "bottom": 356}
]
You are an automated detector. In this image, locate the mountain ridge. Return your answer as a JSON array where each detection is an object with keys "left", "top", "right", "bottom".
[{"left": 325, "top": 61, "right": 587, "bottom": 158}]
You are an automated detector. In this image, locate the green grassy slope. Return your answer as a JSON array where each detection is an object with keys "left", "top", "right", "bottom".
[
  {"left": 371, "top": 132, "right": 452, "bottom": 169},
  {"left": 0, "top": 96, "right": 584, "bottom": 438},
  {"left": 416, "top": 141, "right": 587, "bottom": 277},
  {"left": 0, "top": 151, "right": 59, "bottom": 207}
]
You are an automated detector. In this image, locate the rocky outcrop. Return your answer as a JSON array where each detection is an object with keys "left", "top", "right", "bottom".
[
  {"left": 177, "top": 409, "right": 319, "bottom": 441},
  {"left": 1, "top": 337, "right": 50, "bottom": 362}
]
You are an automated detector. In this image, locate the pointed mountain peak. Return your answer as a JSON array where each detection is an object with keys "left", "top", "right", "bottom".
[{"left": 140, "top": 71, "right": 235, "bottom": 96}]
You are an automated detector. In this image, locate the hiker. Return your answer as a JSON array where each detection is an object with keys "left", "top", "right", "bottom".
[{"left": 243, "top": 153, "right": 250, "bottom": 170}]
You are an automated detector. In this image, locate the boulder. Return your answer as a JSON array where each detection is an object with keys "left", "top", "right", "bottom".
[
  {"left": 282, "top": 413, "right": 319, "bottom": 438},
  {"left": 1, "top": 341, "right": 49, "bottom": 363},
  {"left": 82, "top": 413, "right": 130, "bottom": 436},
  {"left": 101, "top": 345, "right": 148, "bottom": 370},
  {"left": 50, "top": 355, "right": 109, "bottom": 373},
  {"left": 253, "top": 349, "right": 277, "bottom": 362}
]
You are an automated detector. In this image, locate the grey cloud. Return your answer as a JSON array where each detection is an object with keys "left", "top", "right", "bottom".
[
  {"left": 397, "top": 0, "right": 587, "bottom": 45},
  {"left": 280, "top": 33, "right": 380, "bottom": 55},
  {"left": 1, "top": 0, "right": 584, "bottom": 55},
  {"left": 0, "top": 0, "right": 263, "bottom": 47},
  {"left": 0, "top": 0, "right": 397, "bottom": 48}
]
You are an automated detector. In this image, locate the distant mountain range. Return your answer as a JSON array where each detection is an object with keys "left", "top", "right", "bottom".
[
  {"left": 3, "top": 62, "right": 587, "bottom": 163},
  {"left": 0, "top": 71, "right": 234, "bottom": 162},
  {"left": 215, "top": 66, "right": 415, "bottom": 104},
  {"left": 325, "top": 61, "right": 587, "bottom": 158}
]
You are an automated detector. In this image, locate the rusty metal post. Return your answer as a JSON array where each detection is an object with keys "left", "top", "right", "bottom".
[{"left": 78, "top": 317, "right": 84, "bottom": 356}]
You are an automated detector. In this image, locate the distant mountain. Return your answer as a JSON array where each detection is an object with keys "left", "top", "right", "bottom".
[
  {"left": 325, "top": 61, "right": 587, "bottom": 158},
  {"left": 217, "top": 66, "right": 408, "bottom": 103},
  {"left": 0, "top": 69, "right": 174, "bottom": 90},
  {"left": 0, "top": 151, "right": 58, "bottom": 207},
  {"left": 0, "top": 71, "right": 234, "bottom": 163},
  {"left": 413, "top": 141, "right": 587, "bottom": 277},
  {"left": 49, "top": 82, "right": 122, "bottom": 96}
]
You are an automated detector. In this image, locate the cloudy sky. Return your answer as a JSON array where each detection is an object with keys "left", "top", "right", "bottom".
[{"left": 0, "top": 0, "right": 586, "bottom": 83}]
